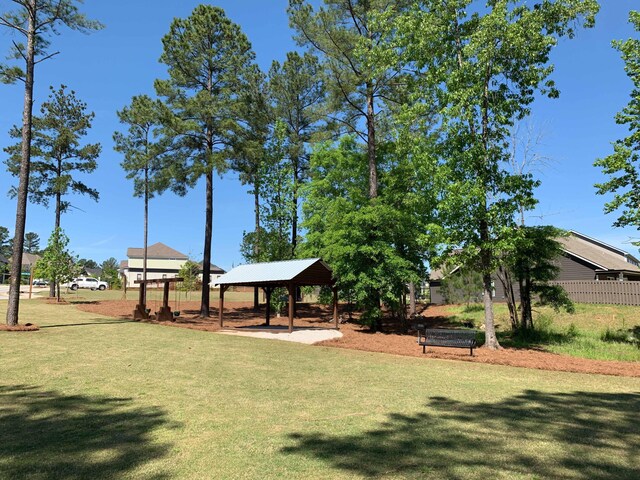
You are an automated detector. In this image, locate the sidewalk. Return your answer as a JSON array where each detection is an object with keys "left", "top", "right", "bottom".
[{"left": 0, "top": 285, "right": 48, "bottom": 300}]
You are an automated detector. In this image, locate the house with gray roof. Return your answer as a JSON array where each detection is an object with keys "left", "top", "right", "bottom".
[
  {"left": 429, "top": 230, "right": 640, "bottom": 304},
  {"left": 120, "top": 242, "right": 225, "bottom": 288}
]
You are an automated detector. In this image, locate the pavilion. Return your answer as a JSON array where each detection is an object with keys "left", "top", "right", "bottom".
[{"left": 214, "top": 258, "right": 338, "bottom": 333}]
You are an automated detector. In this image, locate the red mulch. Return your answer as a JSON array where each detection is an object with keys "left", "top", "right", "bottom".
[
  {"left": 0, "top": 323, "right": 39, "bottom": 332},
  {"left": 72, "top": 299, "right": 640, "bottom": 378}
]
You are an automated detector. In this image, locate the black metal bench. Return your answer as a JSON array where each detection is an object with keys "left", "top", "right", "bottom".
[{"left": 415, "top": 325, "right": 478, "bottom": 356}]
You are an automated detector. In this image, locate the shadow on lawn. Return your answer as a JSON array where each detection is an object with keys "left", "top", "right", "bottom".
[
  {"left": 0, "top": 385, "right": 176, "bottom": 479},
  {"left": 40, "top": 320, "right": 136, "bottom": 329},
  {"left": 282, "top": 390, "right": 640, "bottom": 479}
]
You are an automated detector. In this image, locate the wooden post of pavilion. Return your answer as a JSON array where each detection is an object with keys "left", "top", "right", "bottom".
[
  {"left": 265, "top": 286, "right": 272, "bottom": 326},
  {"left": 219, "top": 285, "right": 227, "bottom": 328},
  {"left": 288, "top": 282, "right": 295, "bottom": 333}
]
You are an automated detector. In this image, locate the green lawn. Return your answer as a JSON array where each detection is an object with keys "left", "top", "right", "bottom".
[
  {"left": 0, "top": 299, "right": 638, "bottom": 479},
  {"left": 445, "top": 303, "right": 640, "bottom": 361}
]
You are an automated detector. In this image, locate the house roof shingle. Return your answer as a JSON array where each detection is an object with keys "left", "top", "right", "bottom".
[
  {"left": 428, "top": 231, "right": 640, "bottom": 280},
  {"left": 126, "top": 242, "right": 188, "bottom": 260},
  {"left": 559, "top": 231, "right": 640, "bottom": 272}
]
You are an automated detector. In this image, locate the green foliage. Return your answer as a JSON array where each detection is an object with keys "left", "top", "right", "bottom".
[
  {"left": 114, "top": 95, "right": 172, "bottom": 199},
  {"left": 301, "top": 137, "right": 432, "bottom": 327},
  {"left": 77, "top": 258, "right": 98, "bottom": 272},
  {"left": 240, "top": 121, "right": 295, "bottom": 263},
  {"left": 4, "top": 85, "right": 101, "bottom": 223},
  {"left": 0, "top": 226, "right": 13, "bottom": 260},
  {"left": 503, "top": 226, "right": 575, "bottom": 329},
  {"left": 0, "top": 1, "right": 103, "bottom": 85},
  {"left": 34, "top": 228, "right": 79, "bottom": 301},
  {"left": 269, "top": 51, "right": 325, "bottom": 254},
  {"left": 601, "top": 326, "right": 639, "bottom": 347},
  {"left": 24, "top": 232, "right": 40, "bottom": 254},
  {"left": 595, "top": 11, "right": 640, "bottom": 239},
  {"left": 154, "top": 4, "right": 256, "bottom": 194},
  {"left": 381, "top": 0, "right": 598, "bottom": 345},
  {"left": 439, "top": 261, "right": 483, "bottom": 306},
  {"left": 100, "top": 257, "right": 120, "bottom": 290},
  {"left": 153, "top": 5, "right": 257, "bottom": 313},
  {"left": 178, "top": 260, "right": 201, "bottom": 297}
]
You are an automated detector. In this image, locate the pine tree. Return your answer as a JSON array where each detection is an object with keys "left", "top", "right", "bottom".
[
  {"left": 0, "top": 1, "right": 101, "bottom": 325},
  {"left": 154, "top": 5, "right": 256, "bottom": 318}
]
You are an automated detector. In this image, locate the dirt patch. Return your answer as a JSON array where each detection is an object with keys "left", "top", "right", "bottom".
[
  {"left": 74, "top": 299, "right": 640, "bottom": 378},
  {"left": 0, "top": 323, "right": 39, "bottom": 332}
]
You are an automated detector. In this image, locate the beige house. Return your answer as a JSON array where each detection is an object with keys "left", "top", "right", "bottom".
[{"left": 120, "top": 242, "right": 225, "bottom": 288}]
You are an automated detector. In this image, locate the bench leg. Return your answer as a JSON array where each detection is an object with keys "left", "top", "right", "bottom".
[
  {"left": 423, "top": 345, "right": 426, "bottom": 354},
  {"left": 470, "top": 347, "right": 473, "bottom": 357}
]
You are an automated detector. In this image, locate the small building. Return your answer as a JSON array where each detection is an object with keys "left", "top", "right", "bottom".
[
  {"left": 120, "top": 242, "right": 225, "bottom": 288},
  {"left": 429, "top": 230, "right": 640, "bottom": 304},
  {"left": 21, "top": 253, "right": 41, "bottom": 271}
]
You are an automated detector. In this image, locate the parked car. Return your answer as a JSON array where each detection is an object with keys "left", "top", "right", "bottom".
[
  {"left": 65, "top": 277, "right": 108, "bottom": 291},
  {"left": 32, "top": 279, "right": 49, "bottom": 286}
]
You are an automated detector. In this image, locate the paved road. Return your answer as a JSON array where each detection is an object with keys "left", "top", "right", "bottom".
[{"left": 0, "top": 285, "right": 48, "bottom": 300}]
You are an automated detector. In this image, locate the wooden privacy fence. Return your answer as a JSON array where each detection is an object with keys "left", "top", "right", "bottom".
[{"left": 551, "top": 280, "right": 640, "bottom": 306}]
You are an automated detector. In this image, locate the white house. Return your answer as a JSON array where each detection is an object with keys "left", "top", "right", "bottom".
[{"left": 120, "top": 242, "right": 225, "bottom": 288}]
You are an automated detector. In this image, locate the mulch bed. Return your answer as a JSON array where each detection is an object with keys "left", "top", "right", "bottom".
[
  {"left": 72, "top": 299, "right": 640, "bottom": 378},
  {"left": 0, "top": 323, "right": 39, "bottom": 332}
]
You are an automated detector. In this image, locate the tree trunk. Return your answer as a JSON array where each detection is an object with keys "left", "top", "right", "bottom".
[
  {"left": 143, "top": 166, "right": 149, "bottom": 307},
  {"left": 200, "top": 169, "right": 213, "bottom": 317},
  {"left": 408, "top": 282, "right": 416, "bottom": 317},
  {"left": 253, "top": 183, "right": 259, "bottom": 310},
  {"left": 480, "top": 221, "right": 501, "bottom": 349},
  {"left": 291, "top": 161, "right": 298, "bottom": 257},
  {"left": 6, "top": 4, "right": 36, "bottom": 326},
  {"left": 49, "top": 189, "right": 62, "bottom": 298},
  {"left": 366, "top": 83, "right": 377, "bottom": 200},
  {"left": 520, "top": 269, "right": 533, "bottom": 330},
  {"left": 497, "top": 265, "right": 519, "bottom": 330}
]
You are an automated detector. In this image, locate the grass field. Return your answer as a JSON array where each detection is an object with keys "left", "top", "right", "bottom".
[
  {"left": 0, "top": 298, "right": 638, "bottom": 479},
  {"left": 446, "top": 303, "right": 640, "bottom": 361}
]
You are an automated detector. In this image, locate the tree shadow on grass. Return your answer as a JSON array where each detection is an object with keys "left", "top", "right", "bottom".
[
  {"left": 0, "top": 385, "right": 177, "bottom": 479},
  {"left": 282, "top": 390, "right": 640, "bottom": 479}
]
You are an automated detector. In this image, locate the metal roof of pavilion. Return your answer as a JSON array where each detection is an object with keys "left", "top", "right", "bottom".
[{"left": 214, "top": 258, "right": 334, "bottom": 287}]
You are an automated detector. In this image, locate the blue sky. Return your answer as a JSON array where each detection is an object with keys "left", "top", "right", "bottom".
[{"left": 0, "top": 0, "right": 638, "bottom": 270}]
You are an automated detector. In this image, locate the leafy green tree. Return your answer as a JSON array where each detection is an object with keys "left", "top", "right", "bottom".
[
  {"left": 0, "top": 0, "right": 102, "bottom": 326},
  {"left": 302, "top": 137, "right": 432, "bottom": 330},
  {"left": 23, "top": 232, "right": 39, "bottom": 254},
  {"left": 269, "top": 51, "right": 325, "bottom": 254},
  {"left": 4, "top": 85, "right": 101, "bottom": 230},
  {"left": 438, "top": 260, "right": 483, "bottom": 307},
  {"left": 230, "top": 66, "right": 272, "bottom": 309},
  {"left": 0, "top": 226, "right": 13, "bottom": 260},
  {"left": 114, "top": 94, "right": 171, "bottom": 306},
  {"left": 178, "top": 259, "right": 200, "bottom": 299},
  {"left": 154, "top": 5, "right": 256, "bottom": 318},
  {"left": 288, "top": 0, "right": 410, "bottom": 200},
  {"left": 389, "top": 0, "right": 598, "bottom": 348},
  {"left": 100, "top": 257, "right": 120, "bottom": 289},
  {"left": 507, "top": 226, "right": 574, "bottom": 331},
  {"left": 34, "top": 228, "right": 78, "bottom": 302},
  {"left": 595, "top": 11, "right": 640, "bottom": 240},
  {"left": 77, "top": 258, "right": 98, "bottom": 271}
]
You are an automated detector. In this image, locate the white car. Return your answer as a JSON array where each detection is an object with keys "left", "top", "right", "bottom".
[{"left": 66, "top": 277, "right": 108, "bottom": 291}]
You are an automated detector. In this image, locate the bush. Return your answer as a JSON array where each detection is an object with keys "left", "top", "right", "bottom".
[{"left": 600, "top": 326, "right": 639, "bottom": 346}]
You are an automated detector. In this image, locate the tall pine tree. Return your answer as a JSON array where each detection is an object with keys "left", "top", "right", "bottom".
[{"left": 154, "top": 5, "right": 256, "bottom": 317}]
